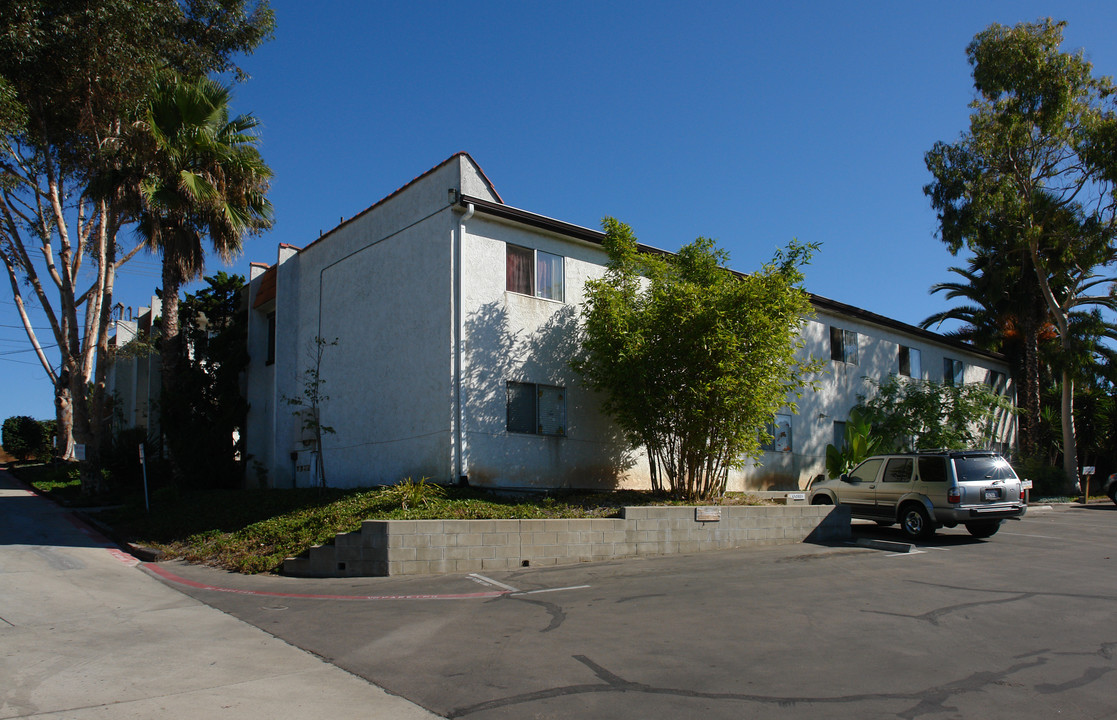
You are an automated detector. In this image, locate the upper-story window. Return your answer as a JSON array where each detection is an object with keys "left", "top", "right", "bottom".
[
  {"left": 898, "top": 345, "right": 921, "bottom": 379},
  {"left": 830, "top": 326, "right": 858, "bottom": 365},
  {"left": 506, "top": 244, "right": 564, "bottom": 302},
  {"left": 943, "top": 357, "right": 964, "bottom": 385},
  {"left": 987, "top": 369, "right": 1006, "bottom": 393}
]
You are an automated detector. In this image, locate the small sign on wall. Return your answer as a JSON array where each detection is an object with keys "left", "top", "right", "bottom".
[{"left": 695, "top": 507, "right": 722, "bottom": 522}]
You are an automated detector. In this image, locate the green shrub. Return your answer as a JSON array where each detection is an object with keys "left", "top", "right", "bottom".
[
  {"left": 1014, "top": 456, "right": 1069, "bottom": 498},
  {"left": 2, "top": 415, "right": 51, "bottom": 461}
]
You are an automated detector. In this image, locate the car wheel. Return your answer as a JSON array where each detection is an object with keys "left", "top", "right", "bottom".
[
  {"left": 900, "top": 504, "right": 934, "bottom": 540},
  {"left": 965, "top": 521, "right": 1001, "bottom": 538},
  {"left": 811, "top": 495, "right": 833, "bottom": 505}
]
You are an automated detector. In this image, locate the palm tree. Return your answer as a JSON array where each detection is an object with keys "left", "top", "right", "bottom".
[{"left": 137, "top": 74, "right": 272, "bottom": 468}]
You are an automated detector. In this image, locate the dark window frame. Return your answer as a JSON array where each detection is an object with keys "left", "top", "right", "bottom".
[{"left": 830, "top": 326, "right": 859, "bottom": 365}]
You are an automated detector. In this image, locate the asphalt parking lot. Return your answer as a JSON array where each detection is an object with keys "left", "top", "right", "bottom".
[{"left": 154, "top": 504, "right": 1117, "bottom": 719}]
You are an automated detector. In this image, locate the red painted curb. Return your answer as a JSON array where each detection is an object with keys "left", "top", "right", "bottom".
[{"left": 142, "top": 562, "right": 508, "bottom": 601}]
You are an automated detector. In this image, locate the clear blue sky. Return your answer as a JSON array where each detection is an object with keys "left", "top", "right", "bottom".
[{"left": 3, "top": 0, "right": 1117, "bottom": 422}]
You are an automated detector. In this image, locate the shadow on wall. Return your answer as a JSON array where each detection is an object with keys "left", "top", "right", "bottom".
[{"left": 462, "top": 300, "right": 635, "bottom": 490}]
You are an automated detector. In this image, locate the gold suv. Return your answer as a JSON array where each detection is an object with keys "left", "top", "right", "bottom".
[{"left": 809, "top": 450, "right": 1026, "bottom": 540}]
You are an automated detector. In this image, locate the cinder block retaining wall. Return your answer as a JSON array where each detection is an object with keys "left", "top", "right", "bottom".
[{"left": 283, "top": 505, "right": 850, "bottom": 578}]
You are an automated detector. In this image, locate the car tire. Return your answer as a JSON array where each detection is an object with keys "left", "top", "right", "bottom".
[
  {"left": 965, "top": 521, "right": 1001, "bottom": 538},
  {"left": 900, "top": 504, "right": 934, "bottom": 540}
]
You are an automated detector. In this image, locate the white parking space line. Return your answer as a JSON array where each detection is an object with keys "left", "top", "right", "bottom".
[
  {"left": 1000, "top": 531, "right": 1062, "bottom": 539},
  {"left": 468, "top": 574, "right": 520, "bottom": 592},
  {"left": 513, "top": 585, "right": 591, "bottom": 595},
  {"left": 886, "top": 549, "right": 926, "bottom": 557}
]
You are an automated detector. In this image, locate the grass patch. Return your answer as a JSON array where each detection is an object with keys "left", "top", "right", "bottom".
[
  {"left": 8, "top": 462, "right": 85, "bottom": 502},
  {"left": 89, "top": 485, "right": 772, "bottom": 574}
]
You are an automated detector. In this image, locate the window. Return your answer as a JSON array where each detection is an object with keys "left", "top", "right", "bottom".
[
  {"left": 918, "top": 457, "right": 947, "bottom": 483},
  {"left": 506, "top": 382, "right": 566, "bottom": 436},
  {"left": 761, "top": 413, "right": 792, "bottom": 452},
  {"left": 830, "top": 326, "right": 858, "bottom": 365},
  {"left": 848, "top": 458, "right": 883, "bottom": 483},
  {"left": 266, "top": 312, "right": 276, "bottom": 365},
  {"left": 899, "top": 345, "right": 921, "bottom": 379},
  {"left": 506, "top": 244, "right": 564, "bottom": 302},
  {"left": 883, "top": 458, "right": 913, "bottom": 483},
  {"left": 987, "top": 370, "right": 1006, "bottom": 393},
  {"left": 943, "top": 357, "right": 963, "bottom": 385},
  {"left": 832, "top": 421, "right": 847, "bottom": 451}
]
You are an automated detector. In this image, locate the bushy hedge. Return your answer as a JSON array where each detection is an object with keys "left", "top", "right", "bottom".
[{"left": 2, "top": 416, "right": 52, "bottom": 461}]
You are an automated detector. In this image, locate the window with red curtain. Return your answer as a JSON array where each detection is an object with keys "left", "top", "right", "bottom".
[{"left": 506, "top": 244, "right": 533, "bottom": 295}]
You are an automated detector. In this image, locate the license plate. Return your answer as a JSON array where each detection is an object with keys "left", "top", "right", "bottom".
[{"left": 984, "top": 488, "right": 1001, "bottom": 501}]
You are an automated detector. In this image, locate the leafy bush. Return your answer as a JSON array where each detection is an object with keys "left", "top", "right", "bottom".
[
  {"left": 2, "top": 415, "right": 52, "bottom": 461},
  {"left": 1014, "top": 456, "right": 1072, "bottom": 498}
]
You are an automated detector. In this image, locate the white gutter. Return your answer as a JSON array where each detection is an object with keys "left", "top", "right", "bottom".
[{"left": 454, "top": 201, "right": 474, "bottom": 484}]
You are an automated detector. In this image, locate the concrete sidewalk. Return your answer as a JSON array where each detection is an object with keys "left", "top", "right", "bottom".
[{"left": 0, "top": 469, "right": 439, "bottom": 719}]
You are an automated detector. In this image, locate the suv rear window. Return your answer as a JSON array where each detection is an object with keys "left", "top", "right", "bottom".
[{"left": 954, "top": 455, "right": 1016, "bottom": 482}]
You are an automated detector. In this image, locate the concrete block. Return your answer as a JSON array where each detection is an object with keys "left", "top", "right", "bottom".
[
  {"left": 389, "top": 547, "right": 417, "bottom": 562},
  {"left": 590, "top": 544, "right": 614, "bottom": 557},
  {"left": 481, "top": 533, "right": 509, "bottom": 546},
  {"left": 468, "top": 545, "right": 496, "bottom": 559},
  {"left": 456, "top": 533, "right": 483, "bottom": 547},
  {"left": 493, "top": 544, "right": 520, "bottom": 559},
  {"left": 401, "top": 533, "right": 431, "bottom": 548},
  {"left": 490, "top": 520, "right": 520, "bottom": 533},
  {"left": 400, "top": 560, "right": 430, "bottom": 575},
  {"left": 622, "top": 507, "right": 647, "bottom": 519},
  {"left": 567, "top": 519, "right": 595, "bottom": 531},
  {"left": 416, "top": 547, "right": 445, "bottom": 562},
  {"left": 411, "top": 520, "right": 444, "bottom": 534},
  {"left": 482, "top": 557, "right": 515, "bottom": 571},
  {"left": 519, "top": 520, "right": 548, "bottom": 533},
  {"left": 334, "top": 532, "right": 361, "bottom": 548},
  {"left": 454, "top": 559, "right": 484, "bottom": 573},
  {"left": 531, "top": 532, "right": 558, "bottom": 546},
  {"left": 427, "top": 559, "right": 455, "bottom": 574},
  {"left": 442, "top": 520, "right": 478, "bottom": 534},
  {"left": 444, "top": 546, "right": 471, "bottom": 560},
  {"left": 386, "top": 521, "right": 417, "bottom": 534}
]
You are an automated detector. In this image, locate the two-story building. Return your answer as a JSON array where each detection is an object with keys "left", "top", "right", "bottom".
[{"left": 243, "top": 153, "right": 1014, "bottom": 491}]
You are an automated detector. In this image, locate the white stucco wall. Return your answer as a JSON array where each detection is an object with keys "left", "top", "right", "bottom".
[
  {"left": 457, "top": 215, "right": 646, "bottom": 490},
  {"left": 242, "top": 154, "right": 1017, "bottom": 492}
]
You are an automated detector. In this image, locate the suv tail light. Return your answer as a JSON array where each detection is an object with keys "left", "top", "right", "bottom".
[
  {"left": 1020, "top": 487, "right": 1025, "bottom": 502},
  {"left": 948, "top": 488, "right": 961, "bottom": 504}
]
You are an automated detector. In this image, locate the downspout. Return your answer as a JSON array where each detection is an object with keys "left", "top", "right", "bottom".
[{"left": 455, "top": 201, "right": 474, "bottom": 484}]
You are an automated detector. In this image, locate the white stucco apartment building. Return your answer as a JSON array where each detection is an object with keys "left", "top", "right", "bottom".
[{"left": 242, "top": 153, "right": 1014, "bottom": 492}]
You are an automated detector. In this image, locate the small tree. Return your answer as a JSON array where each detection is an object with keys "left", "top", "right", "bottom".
[
  {"left": 2, "top": 416, "right": 51, "bottom": 461},
  {"left": 285, "top": 337, "right": 337, "bottom": 489},
  {"left": 855, "top": 375, "right": 1015, "bottom": 452},
  {"left": 573, "top": 218, "right": 820, "bottom": 501}
]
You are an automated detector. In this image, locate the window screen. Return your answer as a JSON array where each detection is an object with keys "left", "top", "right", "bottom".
[
  {"left": 506, "top": 382, "right": 536, "bottom": 434},
  {"left": 507, "top": 381, "right": 566, "bottom": 436}
]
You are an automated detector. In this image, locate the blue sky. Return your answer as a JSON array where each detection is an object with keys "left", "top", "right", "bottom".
[{"left": 3, "top": 1, "right": 1117, "bottom": 422}]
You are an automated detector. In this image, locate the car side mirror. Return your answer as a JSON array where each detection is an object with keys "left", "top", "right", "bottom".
[{"left": 840, "top": 474, "right": 852, "bottom": 483}]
